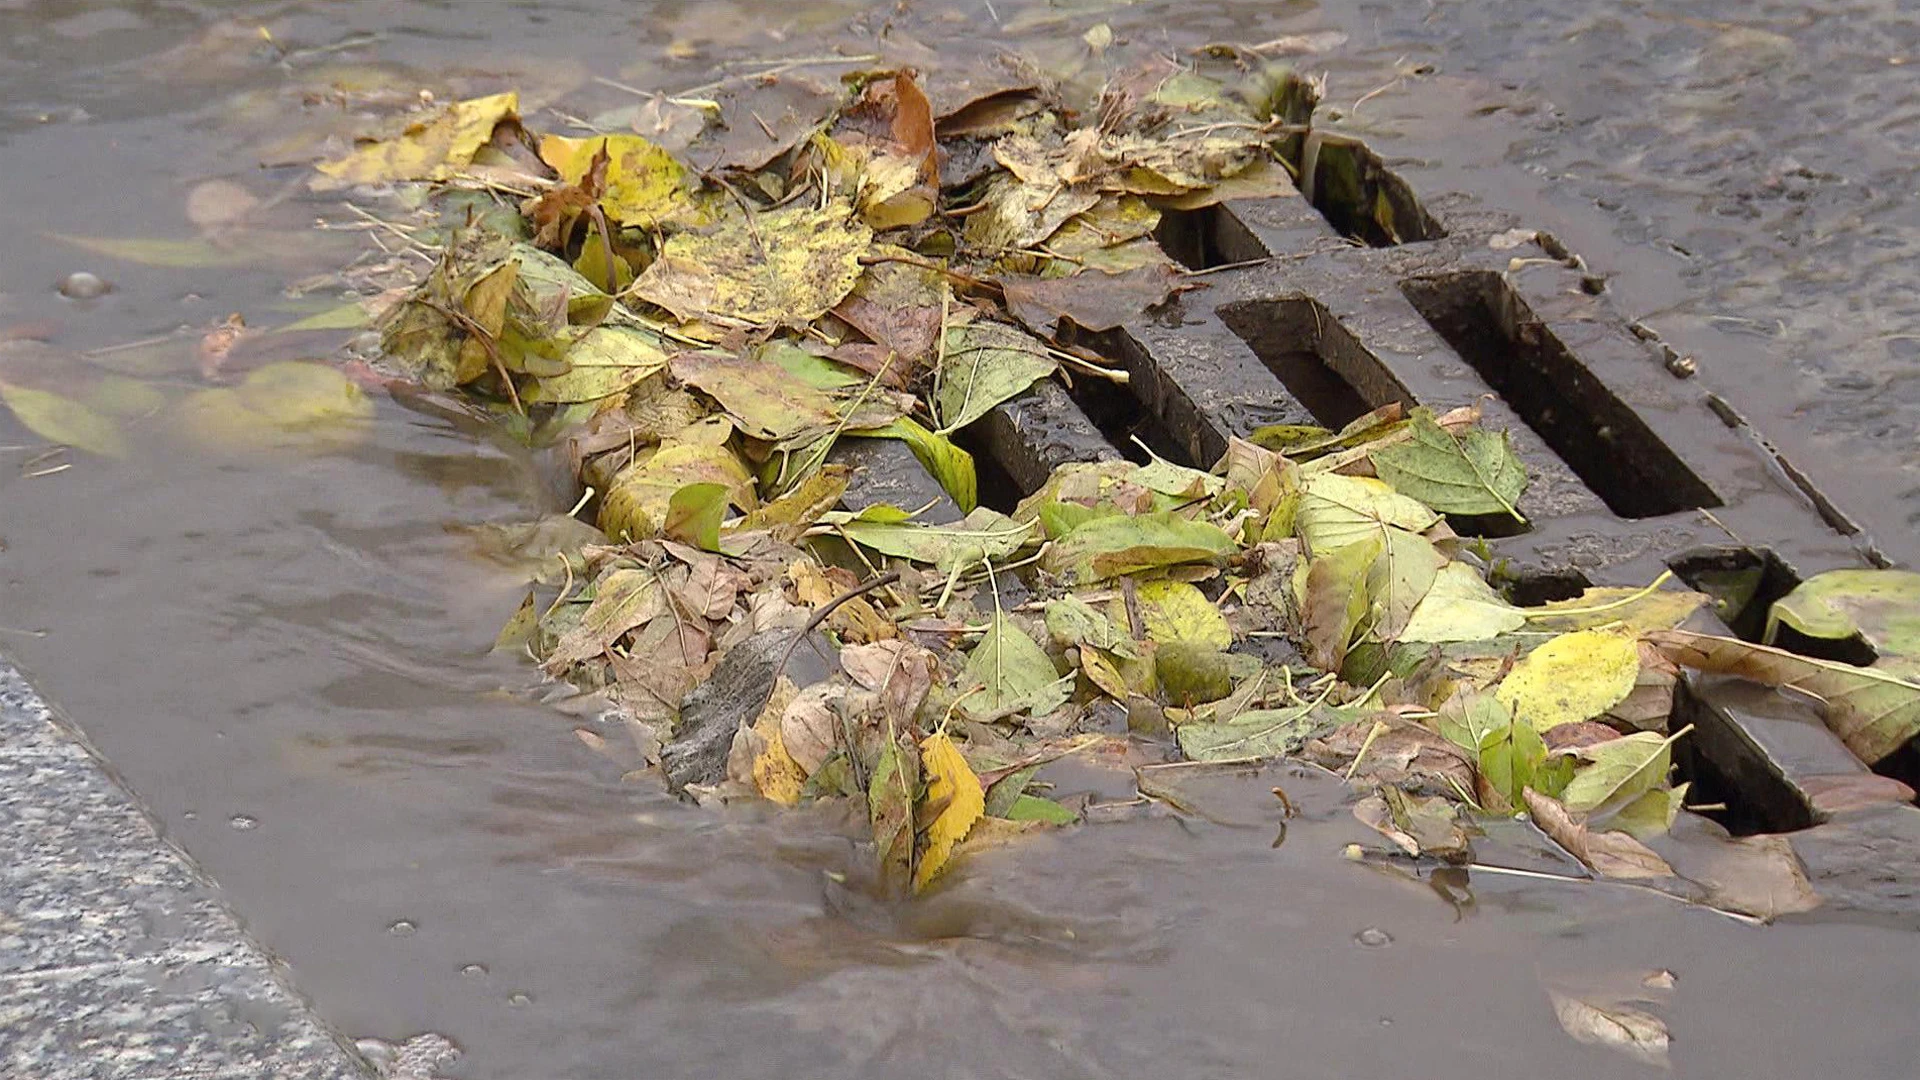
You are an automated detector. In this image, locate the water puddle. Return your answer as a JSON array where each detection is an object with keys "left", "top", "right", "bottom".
[{"left": 1, "top": 3, "right": 1916, "bottom": 1078}]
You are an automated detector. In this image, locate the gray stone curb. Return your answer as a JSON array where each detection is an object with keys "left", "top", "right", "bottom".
[{"left": 0, "top": 659, "right": 371, "bottom": 1080}]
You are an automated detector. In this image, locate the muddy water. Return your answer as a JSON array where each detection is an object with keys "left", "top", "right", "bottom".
[{"left": 1, "top": 2, "right": 1917, "bottom": 1078}]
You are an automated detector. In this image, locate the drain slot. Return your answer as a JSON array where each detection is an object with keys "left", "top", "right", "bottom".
[
  {"left": 1402, "top": 271, "right": 1720, "bottom": 519},
  {"left": 1218, "top": 297, "right": 1408, "bottom": 429},
  {"left": 1668, "top": 548, "right": 1805, "bottom": 646},
  {"left": 1154, "top": 205, "right": 1268, "bottom": 271},
  {"left": 1291, "top": 133, "right": 1444, "bottom": 247}
]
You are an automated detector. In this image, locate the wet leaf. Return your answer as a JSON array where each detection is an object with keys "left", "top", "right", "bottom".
[
  {"left": 1526, "top": 584, "right": 1710, "bottom": 634},
  {"left": 313, "top": 92, "right": 520, "bottom": 189},
  {"left": 961, "top": 612, "right": 1073, "bottom": 719},
  {"left": 635, "top": 202, "right": 872, "bottom": 328},
  {"left": 1496, "top": 628, "right": 1640, "bottom": 731},
  {"left": 1355, "top": 788, "right": 1470, "bottom": 859},
  {"left": 521, "top": 324, "right": 670, "bottom": 405},
  {"left": 1766, "top": 568, "right": 1920, "bottom": 657},
  {"left": 780, "top": 683, "right": 842, "bottom": 776},
  {"left": 868, "top": 727, "right": 921, "bottom": 897},
  {"left": 1609, "top": 783, "right": 1688, "bottom": 840},
  {"left": 837, "top": 507, "right": 1033, "bottom": 570},
  {"left": 856, "top": 417, "right": 978, "bottom": 512},
  {"left": 1548, "top": 990, "right": 1671, "bottom": 1068},
  {"left": 543, "top": 569, "right": 662, "bottom": 672},
  {"left": 175, "top": 361, "right": 375, "bottom": 454},
  {"left": 1524, "top": 788, "right": 1674, "bottom": 881},
  {"left": 538, "top": 133, "right": 698, "bottom": 227},
  {"left": 672, "top": 349, "right": 842, "bottom": 442},
  {"left": 1361, "top": 527, "right": 1446, "bottom": 645},
  {"left": 1370, "top": 408, "right": 1527, "bottom": 520},
  {"left": 664, "top": 482, "right": 729, "bottom": 551},
  {"left": 1647, "top": 629, "right": 1920, "bottom": 763},
  {"left": 1300, "top": 535, "right": 1382, "bottom": 670},
  {"left": 1046, "top": 594, "right": 1139, "bottom": 659},
  {"left": 1004, "top": 794, "right": 1078, "bottom": 825},
  {"left": 599, "top": 443, "right": 755, "bottom": 541},
  {"left": 1177, "top": 702, "right": 1323, "bottom": 762},
  {"left": 0, "top": 381, "right": 127, "bottom": 456},
  {"left": 915, "top": 732, "right": 985, "bottom": 891},
  {"left": 734, "top": 465, "right": 850, "bottom": 541},
  {"left": 983, "top": 764, "right": 1044, "bottom": 818},
  {"left": 1562, "top": 731, "right": 1679, "bottom": 815},
  {"left": 750, "top": 696, "right": 807, "bottom": 807},
  {"left": 53, "top": 234, "right": 279, "bottom": 269},
  {"left": 999, "top": 263, "right": 1182, "bottom": 335},
  {"left": 1133, "top": 580, "right": 1232, "bottom": 650},
  {"left": 1042, "top": 511, "right": 1237, "bottom": 583},
  {"left": 1296, "top": 473, "right": 1439, "bottom": 557},
  {"left": 1400, "top": 562, "right": 1527, "bottom": 642},
  {"left": 494, "top": 590, "right": 539, "bottom": 654},
  {"left": 935, "top": 320, "right": 1057, "bottom": 432}
]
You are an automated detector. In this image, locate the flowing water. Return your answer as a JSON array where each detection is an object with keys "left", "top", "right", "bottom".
[{"left": 1, "top": 2, "right": 1917, "bottom": 1077}]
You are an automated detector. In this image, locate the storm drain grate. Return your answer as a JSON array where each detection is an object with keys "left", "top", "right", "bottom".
[{"left": 950, "top": 133, "right": 1918, "bottom": 893}]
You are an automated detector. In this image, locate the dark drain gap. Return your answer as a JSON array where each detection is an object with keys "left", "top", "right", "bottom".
[
  {"left": 1154, "top": 204, "right": 1268, "bottom": 271},
  {"left": 1063, "top": 369, "right": 1193, "bottom": 467},
  {"left": 1402, "top": 271, "right": 1722, "bottom": 519},
  {"left": 1498, "top": 568, "right": 1591, "bottom": 607},
  {"left": 1287, "top": 134, "right": 1444, "bottom": 247},
  {"left": 1669, "top": 548, "right": 1805, "bottom": 646},
  {"left": 1217, "top": 297, "right": 1400, "bottom": 429},
  {"left": 1062, "top": 325, "right": 1221, "bottom": 469}
]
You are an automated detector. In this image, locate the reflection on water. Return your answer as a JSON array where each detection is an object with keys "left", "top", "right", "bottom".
[{"left": 1, "top": 2, "right": 1918, "bottom": 1078}]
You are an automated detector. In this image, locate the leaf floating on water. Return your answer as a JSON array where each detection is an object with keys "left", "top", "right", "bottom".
[
  {"left": 868, "top": 727, "right": 921, "bottom": 897},
  {"left": 174, "top": 361, "right": 374, "bottom": 455},
  {"left": 0, "top": 380, "right": 128, "bottom": 457},
  {"left": 915, "top": 732, "right": 985, "bottom": 891},
  {"left": 313, "top": 92, "right": 521, "bottom": 190},
  {"left": 1648, "top": 629, "right": 1920, "bottom": 764},
  {"left": 1369, "top": 408, "right": 1527, "bottom": 520},
  {"left": 1177, "top": 702, "right": 1325, "bottom": 762},
  {"left": 1548, "top": 990, "right": 1671, "bottom": 1068}
]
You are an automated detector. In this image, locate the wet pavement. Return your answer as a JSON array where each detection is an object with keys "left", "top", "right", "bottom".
[{"left": 2, "top": 2, "right": 1919, "bottom": 1078}]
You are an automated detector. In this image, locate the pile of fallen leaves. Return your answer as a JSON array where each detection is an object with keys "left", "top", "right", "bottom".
[{"left": 19, "top": 50, "right": 1912, "bottom": 905}]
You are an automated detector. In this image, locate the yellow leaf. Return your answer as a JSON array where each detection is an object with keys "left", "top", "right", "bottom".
[
  {"left": 914, "top": 732, "right": 985, "bottom": 891},
  {"left": 750, "top": 686, "right": 806, "bottom": 807},
  {"left": 313, "top": 92, "right": 520, "bottom": 190},
  {"left": 634, "top": 201, "right": 873, "bottom": 328},
  {"left": 1497, "top": 628, "right": 1640, "bottom": 731},
  {"left": 538, "top": 134, "right": 702, "bottom": 227},
  {"left": 0, "top": 381, "right": 127, "bottom": 457},
  {"left": 1127, "top": 580, "right": 1232, "bottom": 650},
  {"left": 597, "top": 442, "right": 754, "bottom": 541}
]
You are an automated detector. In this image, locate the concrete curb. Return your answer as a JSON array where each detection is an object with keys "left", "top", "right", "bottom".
[{"left": 0, "top": 659, "right": 371, "bottom": 1080}]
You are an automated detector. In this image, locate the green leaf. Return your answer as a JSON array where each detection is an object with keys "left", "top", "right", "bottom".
[
  {"left": 1296, "top": 472, "right": 1439, "bottom": 556},
  {"left": 982, "top": 764, "right": 1043, "bottom": 818},
  {"left": 664, "top": 482, "right": 730, "bottom": 551},
  {"left": 1370, "top": 409, "right": 1527, "bottom": 520},
  {"left": 1401, "top": 562, "right": 1528, "bottom": 642},
  {"left": 1361, "top": 527, "right": 1446, "bottom": 644},
  {"left": 277, "top": 301, "right": 371, "bottom": 333},
  {"left": 1436, "top": 690, "right": 1512, "bottom": 757},
  {"left": 837, "top": 507, "right": 1033, "bottom": 570},
  {"left": 1607, "top": 782, "right": 1689, "bottom": 840},
  {"left": 1041, "top": 511, "right": 1237, "bottom": 583},
  {"left": 1481, "top": 710, "right": 1548, "bottom": 812},
  {"left": 935, "top": 320, "right": 1057, "bottom": 432},
  {"left": 1004, "top": 793, "right": 1078, "bottom": 825},
  {"left": 1496, "top": 628, "right": 1641, "bottom": 731},
  {"left": 1561, "top": 731, "right": 1681, "bottom": 814},
  {"left": 1766, "top": 569, "right": 1920, "bottom": 659},
  {"left": 1299, "top": 535, "right": 1382, "bottom": 670},
  {"left": 1176, "top": 702, "right": 1323, "bottom": 762},
  {"left": 856, "top": 417, "right": 978, "bottom": 512},
  {"left": 0, "top": 381, "right": 127, "bottom": 457},
  {"left": 960, "top": 613, "right": 1073, "bottom": 718},
  {"left": 1044, "top": 595, "right": 1138, "bottom": 659},
  {"left": 1649, "top": 629, "right": 1920, "bottom": 764}
]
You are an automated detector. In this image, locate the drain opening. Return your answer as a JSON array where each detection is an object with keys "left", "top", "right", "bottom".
[
  {"left": 1289, "top": 134, "right": 1444, "bottom": 247},
  {"left": 1402, "top": 271, "right": 1721, "bottom": 519},
  {"left": 1217, "top": 297, "right": 1408, "bottom": 429},
  {"left": 1498, "top": 568, "right": 1591, "bottom": 607},
  {"left": 1060, "top": 326, "right": 1224, "bottom": 469},
  {"left": 1669, "top": 547, "right": 1807, "bottom": 646},
  {"left": 1154, "top": 204, "right": 1268, "bottom": 271}
]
